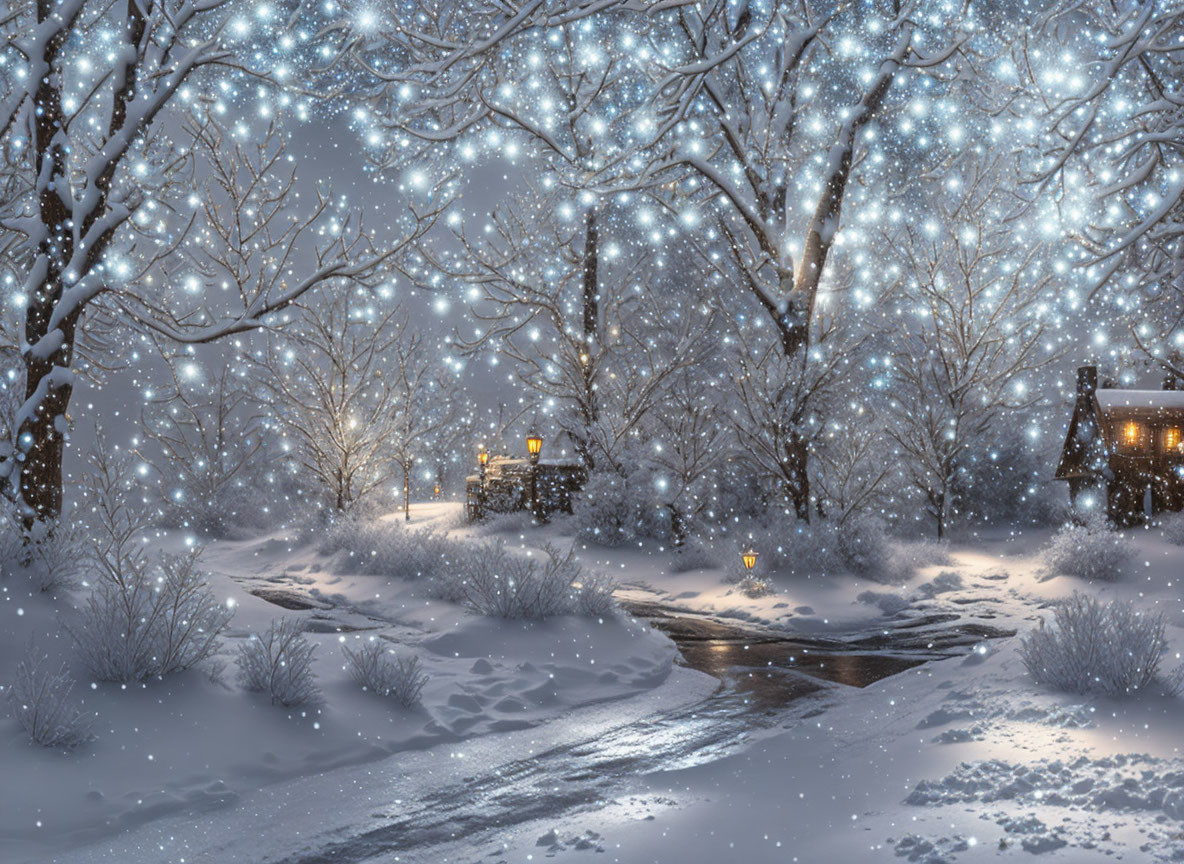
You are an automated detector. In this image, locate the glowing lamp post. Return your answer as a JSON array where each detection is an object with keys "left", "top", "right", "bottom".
[
  {"left": 475, "top": 447, "right": 489, "bottom": 519},
  {"left": 526, "top": 431, "right": 544, "bottom": 520},
  {"left": 741, "top": 549, "right": 758, "bottom": 573}
]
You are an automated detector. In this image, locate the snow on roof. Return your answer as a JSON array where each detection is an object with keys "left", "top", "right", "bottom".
[{"left": 1095, "top": 389, "right": 1184, "bottom": 411}]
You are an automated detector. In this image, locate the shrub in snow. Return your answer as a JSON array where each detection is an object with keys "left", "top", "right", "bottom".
[
  {"left": 736, "top": 575, "right": 773, "bottom": 598},
  {"left": 341, "top": 640, "right": 428, "bottom": 707},
  {"left": 318, "top": 517, "right": 468, "bottom": 581},
  {"left": 736, "top": 513, "right": 895, "bottom": 581},
  {"left": 574, "top": 466, "right": 669, "bottom": 547},
  {"left": 237, "top": 617, "right": 321, "bottom": 707},
  {"left": 0, "top": 514, "right": 84, "bottom": 593},
  {"left": 432, "top": 541, "right": 616, "bottom": 620},
  {"left": 1043, "top": 518, "right": 1133, "bottom": 581},
  {"left": 71, "top": 550, "right": 233, "bottom": 683},
  {"left": 668, "top": 537, "right": 721, "bottom": 573},
  {"left": 572, "top": 571, "right": 618, "bottom": 618},
  {"left": 1020, "top": 592, "right": 1184, "bottom": 697},
  {"left": 1160, "top": 513, "right": 1184, "bottom": 546},
  {"left": 5, "top": 651, "right": 92, "bottom": 748}
]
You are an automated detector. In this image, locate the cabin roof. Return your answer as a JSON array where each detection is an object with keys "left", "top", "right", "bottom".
[
  {"left": 1096, "top": 389, "right": 1184, "bottom": 411},
  {"left": 1095, "top": 389, "right": 1184, "bottom": 422}
]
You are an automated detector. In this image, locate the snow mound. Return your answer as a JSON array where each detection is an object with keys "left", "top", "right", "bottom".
[
  {"left": 907, "top": 753, "right": 1184, "bottom": 823},
  {"left": 892, "top": 833, "right": 968, "bottom": 863}
]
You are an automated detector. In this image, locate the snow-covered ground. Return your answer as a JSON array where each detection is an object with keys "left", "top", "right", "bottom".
[
  {"left": 0, "top": 504, "right": 678, "bottom": 864},
  {"left": 481, "top": 524, "right": 1184, "bottom": 864},
  {"left": 6, "top": 506, "right": 1184, "bottom": 863}
]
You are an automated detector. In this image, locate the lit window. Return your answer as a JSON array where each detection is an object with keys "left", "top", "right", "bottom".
[
  {"left": 1167, "top": 427, "right": 1182, "bottom": 450},
  {"left": 1124, "top": 421, "right": 1141, "bottom": 447}
]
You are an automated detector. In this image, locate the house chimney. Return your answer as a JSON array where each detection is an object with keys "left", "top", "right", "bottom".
[
  {"left": 1077, "top": 365, "right": 1097, "bottom": 398},
  {"left": 1165, "top": 375, "right": 1179, "bottom": 391}
]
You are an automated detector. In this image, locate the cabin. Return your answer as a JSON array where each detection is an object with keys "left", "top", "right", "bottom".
[
  {"left": 1056, "top": 365, "right": 1184, "bottom": 525},
  {"left": 465, "top": 455, "right": 585, "bottom": 521}
]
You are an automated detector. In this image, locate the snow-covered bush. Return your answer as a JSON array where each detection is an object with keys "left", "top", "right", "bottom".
[
  {"left": 1043, "top": 518, "right": 1133, "bottom": 581},
  {"left": 0, "top": 514, "right": 84, "bottom": 593},
  {"left": 237, "top": 618, "right": 321, "bottom": 707},
  {"left": 573, "top": 572, "right": 617, "bottom": 617},
  {"left": 736, "top": 575, "right": 773, "bottom": 598},
  {"left": 736, "top": 513, "right": 897, "bottom": 581},
  {"left": 668, "top": 537, "right": 721, "bottom": 573},
  {"left": 5, "top": 651, "right": 92, "bottom": 748},
  {"left": 432, "top": 542, "right": 616, "bottom": 620},
  {"left": 71, "top": 550, "right": 233, "bottom": 682},
  {"left": 341, "top": 640, "right": 428, "bottom": 707},
  {"left": 1020, "top": 592, "right": 1184, "bottom": 697},
  {"left": 574, "top": 466, "right": 669, "bottom": 547},
  {"left": 318, "top": 517, "right": 468, "bottom": 581},
  {"left": 1160, "top": 513, "right": 1184, "bottom": 546}
]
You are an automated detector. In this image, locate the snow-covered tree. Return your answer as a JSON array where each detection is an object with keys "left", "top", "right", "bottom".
[
  {"left": 0, "top": 3, "right": 438, "bottom": 526},
  {"left": 137, "top": 352, "right": 267, "bottom": 536},
  {"left": 251, "top": 292, "right": 458, "bottom": 517},
  {"left": 886, "top": 160, "right": 1055, "bottom": 538},
  {"left": 253, "top": 292, "right": 401, "bottom": 514},
  {"left": 1029, "top": 3, "right": 1184, "bottom": 374},
  {"left": 637, "top": 0, "right": 966, "bottom": 517}
]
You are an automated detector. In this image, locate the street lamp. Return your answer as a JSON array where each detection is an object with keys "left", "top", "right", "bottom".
[
  {"left": 526, "top": 431, "right": 543, "bottom": 520},
  {"left": 741, "top": 549, "right": 758, "bottom": 572},
  {"left": 476, "top": 446, "right": 489, "bottom": 519},
  {"left": 526, "top": 432, "right": 543, "bottom": 463}
]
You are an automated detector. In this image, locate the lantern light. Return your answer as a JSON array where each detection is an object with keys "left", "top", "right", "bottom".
[
  {"left": 742, "top": 549, "right": 758, "bottom": 571},
  {"left": 526, "top": 431, "right": 543, "bottom": 460},
  {"left": 478, "top": 448, "right": 489, "bottom": 466}
]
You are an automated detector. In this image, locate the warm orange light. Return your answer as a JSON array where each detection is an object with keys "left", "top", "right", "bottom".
[
  {"left": 1124, "top": 421, "right": 1141, "bottom": 447},
  {"left": 434, "top": 484, "right": 440, "bottom": 496},
  {"left": 742, "top": 549, "right": 758, "bottom": 571},
  {"left": 478, "top": 449, "right": 489, "bottom": 466},
  {"left": 1167, "top": 428, "right": 1182, "bottom": 450},
  {"left": 526, "top": 432, "right": 543, "bottom": 458}
]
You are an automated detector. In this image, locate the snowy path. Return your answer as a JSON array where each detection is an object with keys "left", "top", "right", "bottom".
[{"left": 48, "top": 668, "right": 739, "bottom": 864}]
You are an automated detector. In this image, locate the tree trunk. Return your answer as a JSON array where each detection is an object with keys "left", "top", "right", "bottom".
[
  {"left": 576, "top": 208, "right": 599, "bottom": 472},
  {"left": 786, "top": 432, "right": 810, "bottom": 523},
  {"left": 17, "top": 4, "right": 76, "bottom": 528},
  {"left": 403, "top": 462, "right": 411, "bottom": 522},
  {"left": 670, "top": 504, "right": 686, "bottom": 547}
]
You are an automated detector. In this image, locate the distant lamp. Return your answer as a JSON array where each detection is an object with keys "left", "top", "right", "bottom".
[
  {"left": 526, "top": 431, "right": 543, "bottom": 462},
  {"left": 434, "top": 483, "right": 441, "bottom": 497},
  {"left": 741, "top": 549, "right": 758, "bottom": 572},
  {"left": 478, "top": 448, "right": 490, "bottom": 467}
]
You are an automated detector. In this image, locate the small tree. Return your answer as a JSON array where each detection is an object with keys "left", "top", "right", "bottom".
[
  {"left": 253, "top": 294, "right": 450, "bottom": 515},
  {"left": 887, "top": 160, "right": 1054, "bottom": 538},
  {"left": 138, "top": 355, "right": 267, "bottom": 536},
  {"left": 70, "top": 444, "right": 232, "bottom": 682}
]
